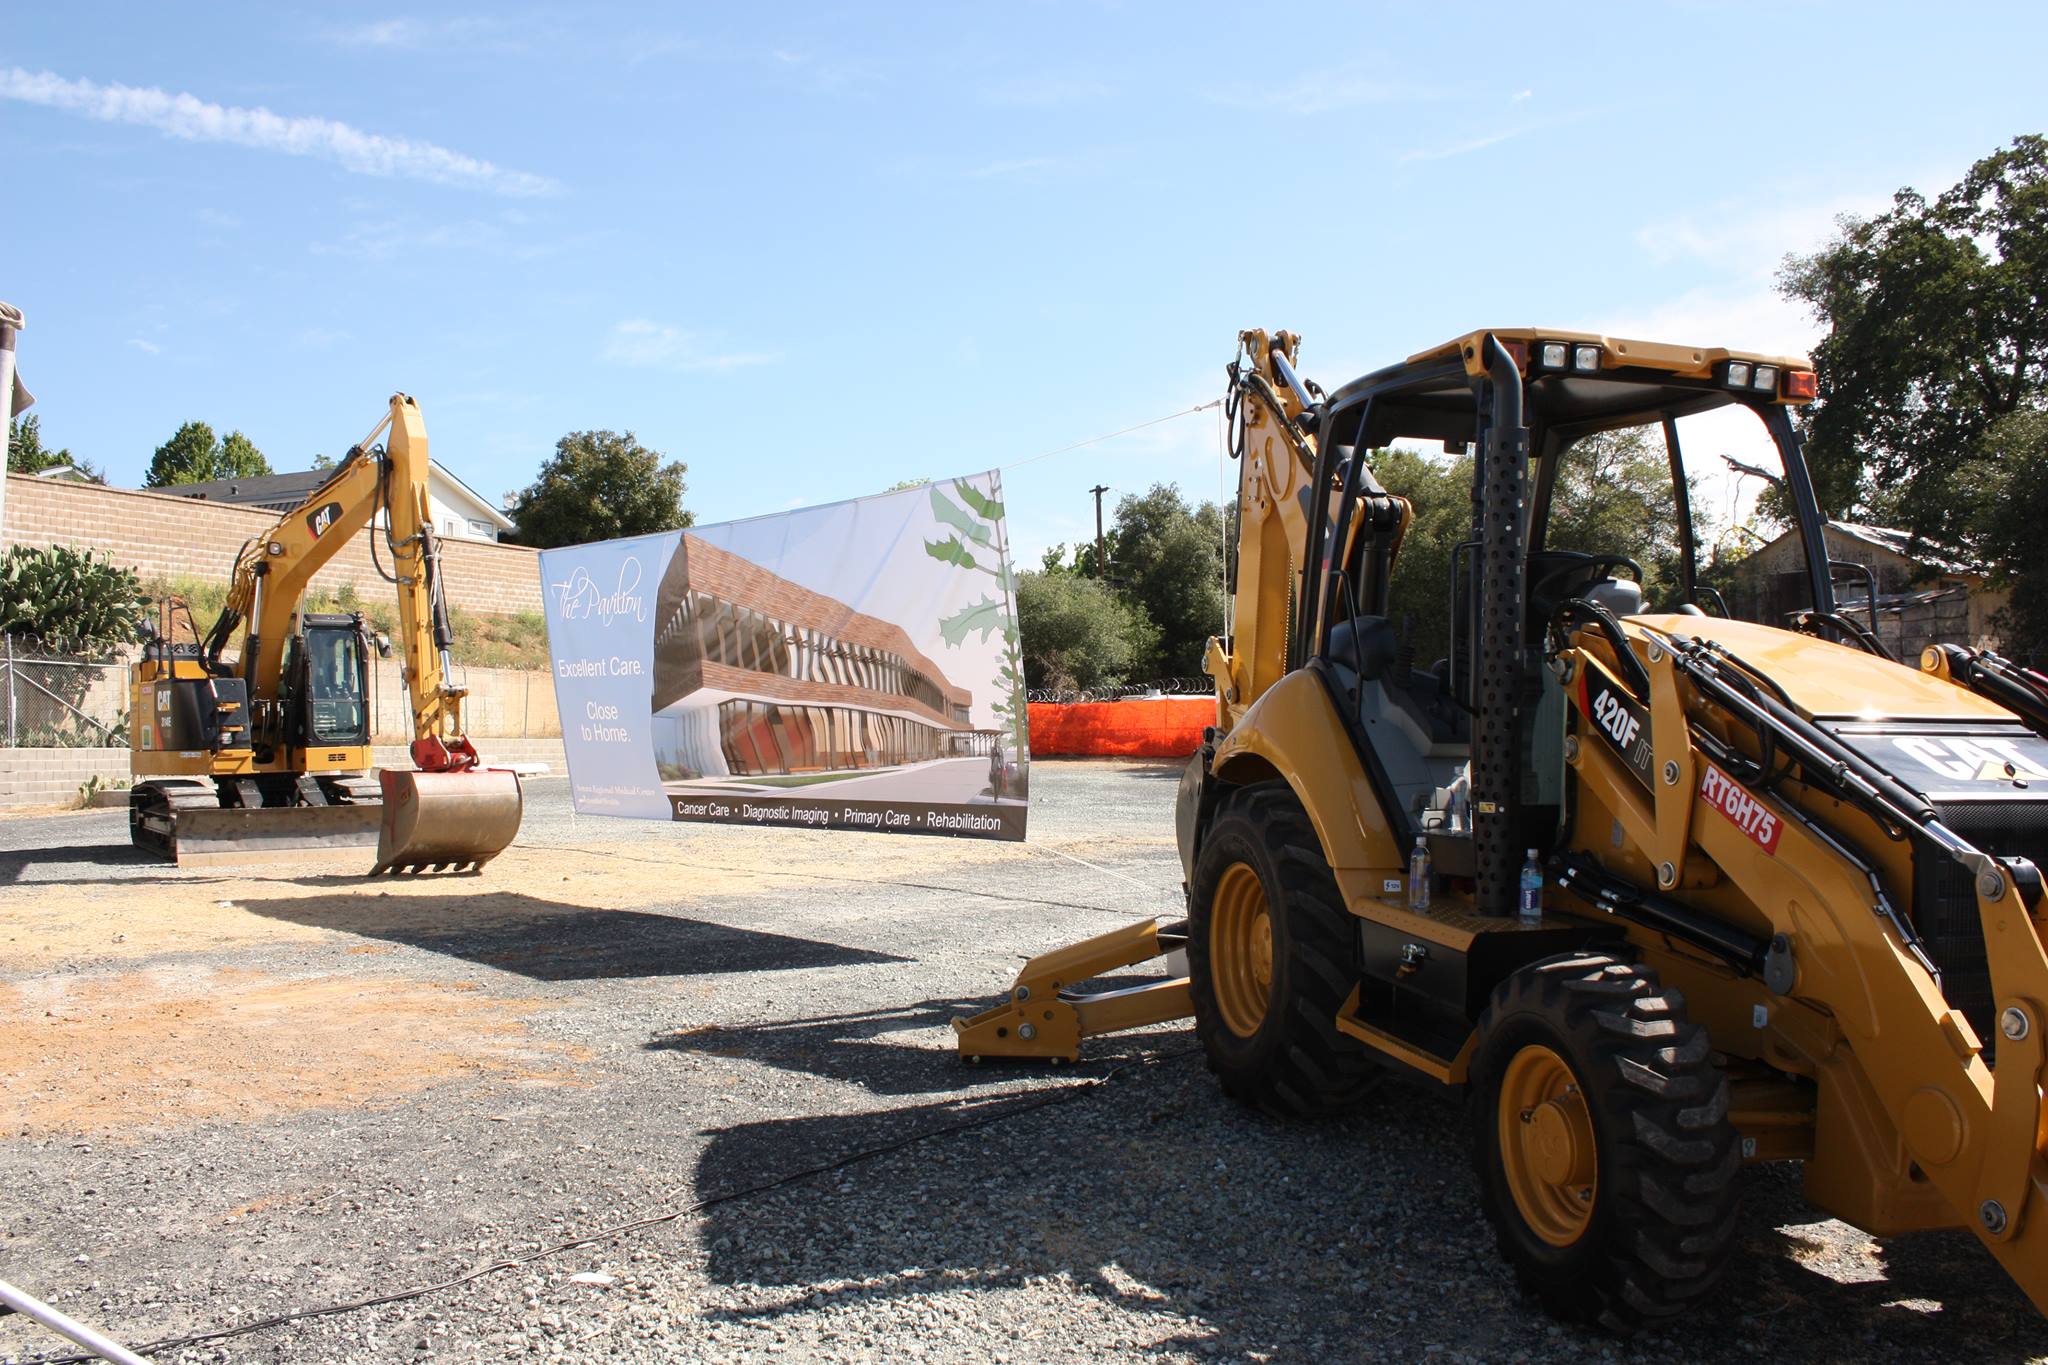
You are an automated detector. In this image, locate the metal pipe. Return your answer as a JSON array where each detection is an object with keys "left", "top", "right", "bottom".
[
  {"left": 1762, "top": 405, "right": 1838, "bottom": 617},
  {"left": 1661, "top": 415, "right": 1699, "bottom": 606},
  {"left": 0, "top": 1275, "right": 155, "bottom": 1364},
  {"left": 1, "top": 301, "right": 23, "bottom": 545},
  {"left": 1554, "top": 855, "right": 1767, "bottom": 972},
  {"left": 1267, "top": 342, "right": 1316, "bottom": 413},
  {"left": 1473, "top": 335, "right": 1531, "bottom": 916}
]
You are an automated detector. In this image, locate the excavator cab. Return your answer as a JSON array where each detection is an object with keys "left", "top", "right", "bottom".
[{"left": 283, "top": 614, "right": 372, "bottom": 752}]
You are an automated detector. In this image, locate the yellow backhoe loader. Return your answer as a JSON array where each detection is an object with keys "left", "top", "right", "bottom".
[
  {"left": 957, "top": 328, "right": 2048, "bottom": 1327},
  {"left": 128, "top": 394, "right": 523, "bottom": 873}
]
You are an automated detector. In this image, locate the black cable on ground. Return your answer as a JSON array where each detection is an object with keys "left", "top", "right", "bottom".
[
  {"left": 10, "top": 1047, "right": 1200, "bottom": 1365},
  {"left": 547, "top": 843, "right": 1172, "bottom": 920}
]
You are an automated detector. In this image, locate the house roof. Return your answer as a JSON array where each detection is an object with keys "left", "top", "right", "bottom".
[
  {"left": 158, "top": 462, "right": 515, "bottom": 530},
  {"left": 1827, "top": 521, "right": 1980, "bottom": 576},
  {"left": 427, "top": 464, "right": 516, "bottom": 529},
  {"left": 1747, "top": 519, "right": 1983, "bottom": 579},
  {"left": 157, "top": 470, "right": 328, "bottom": 506}
]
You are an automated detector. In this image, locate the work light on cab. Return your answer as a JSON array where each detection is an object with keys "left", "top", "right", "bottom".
[{"left": 1534, "top": 340, "right": 1602, "bottom": 373}]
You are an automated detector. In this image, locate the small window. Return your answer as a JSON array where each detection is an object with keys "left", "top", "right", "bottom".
[{"left": 468, "top": 519, "right": 493, "bottom": 537}]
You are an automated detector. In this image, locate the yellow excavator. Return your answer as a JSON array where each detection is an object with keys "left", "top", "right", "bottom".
[
  {"left": 128, "top": 394, "right": 523, "bottom": 872},
  {"left": 957, "top": 328, "right": 2048, "bottom": 1327}
]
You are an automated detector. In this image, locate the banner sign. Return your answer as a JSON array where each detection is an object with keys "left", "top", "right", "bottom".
[{"left": 538, "top": 473, "right": 1028, "bottom": 840}]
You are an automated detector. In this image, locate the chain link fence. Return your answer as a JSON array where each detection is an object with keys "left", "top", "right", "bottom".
[
  {"left": 1025, "top": 676, "right": 1214, "bottom": 704},
  {"left": 1, "top": 638, "right": 131, "bottom": 748}
]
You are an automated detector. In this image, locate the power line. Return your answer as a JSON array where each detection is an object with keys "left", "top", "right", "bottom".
[{"left": 1000, "top": 400, "right": 1221, "bottom": 472}]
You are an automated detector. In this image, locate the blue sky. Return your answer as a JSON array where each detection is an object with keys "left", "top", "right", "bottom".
[{"left": 4, "top": 3, "right": 2043, "bottom": 566}]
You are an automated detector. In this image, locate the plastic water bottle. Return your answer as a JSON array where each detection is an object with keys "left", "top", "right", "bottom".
[
  {"left": 1408, "top": 836, "right": 1432, "bottom": 911},
  {"left": 1519, "top": 849, "right": 1544, "bottom": 926}
]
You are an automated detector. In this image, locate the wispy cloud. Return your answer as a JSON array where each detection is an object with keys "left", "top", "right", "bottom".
[
  {"left": 1398, "top": 109, "right": 1595, "bottom": 164},
  {"left": 322, "top": 16, "right": 515, "bottom": 51},
  {"left": 956, "top": 146, "right": 1116, "bottom": 182},
  {"left": 964, "top": 155, "right": 1062, "bottom": 180},
  {"left": 1634, "top": 192, "right": 1884, "bottom": 269},
  {"left": 309, "top": 214, "right": 569, "bottom": 262},
  {"left": 315, "top": 16, "right": 532, "bottom": 54},
  {"left": 600, "top": 320, "right": 777, "bottom": 373},
  {"left": 1399, "top": 126, "right": 1528, "bottom": 164},
  {"left": 296, "top": 326, "right": 350, "bottom": 349},
  {"left": 0, "top": 67, "right": 555, "bottom": 196},
  {"left": 981, "top": 74, "right": 1116, "bottom": 107},
  {"left": 126, "top": 337, "right": 161, "bottom": 355},
  {"left": 1211, "top": 70, "right": 1455, "bottom": 116},
  {"left": 763, "top": 48, "right": 887, "bottom": 93}
]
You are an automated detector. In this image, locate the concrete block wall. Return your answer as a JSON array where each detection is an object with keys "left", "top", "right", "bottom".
[
  {"left": 0, "top": 747, "right": 130, "bottom": 808},
  {"left": 2, "top": 473, "right": 545, "bottom": 616},
  {"left": 370, "top": 660, "right": 561, "bottom": 741},
  {"left": 0, "top": 654, "right": 563, "bottom": 746}
]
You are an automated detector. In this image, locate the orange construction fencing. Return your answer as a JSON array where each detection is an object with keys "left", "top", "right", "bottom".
[{"left": 1027, "top": 697, "right": 1214, "bottom": 758}]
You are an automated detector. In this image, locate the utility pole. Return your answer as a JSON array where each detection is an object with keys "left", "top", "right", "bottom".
[
  {"left": 1089, "top": 484, "right": 1109, "bottom": 580},
  {"left": 0, "top": 302, "right": 23, "bottom": 544}
]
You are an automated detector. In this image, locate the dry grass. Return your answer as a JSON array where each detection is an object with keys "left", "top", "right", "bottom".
[{"left": 146, "top": 575, "right": 551, "bottom": 670}]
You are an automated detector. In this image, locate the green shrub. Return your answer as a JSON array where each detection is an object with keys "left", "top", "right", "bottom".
[{"left": 0, "top": 545, "right": 149, "bottom": 655}]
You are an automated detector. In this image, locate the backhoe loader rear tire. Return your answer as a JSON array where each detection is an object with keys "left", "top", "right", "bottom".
[
  {"left": 1187, "top": 782, "right": 1376, "bottom": 1118},
  {"left": 1470, "top": 953, "right": 1739, "bottom": 1334}
]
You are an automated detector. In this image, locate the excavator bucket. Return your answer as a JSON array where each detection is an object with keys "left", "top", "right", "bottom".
[{"left": 370, "top": 768, "right": 524, "bottom": 874}]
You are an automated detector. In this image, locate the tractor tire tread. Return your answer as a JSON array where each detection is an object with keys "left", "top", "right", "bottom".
[
  {"left": 1470, "top": 952, "right": 1740, "bottom": 1334},
  {"left": 1188, "top": 782, "right": 1377, "bottom": 1120}
]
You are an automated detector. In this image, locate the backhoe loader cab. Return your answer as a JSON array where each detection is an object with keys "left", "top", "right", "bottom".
[{"left": 957, "top": 327, "right": 2048, "bottom": 1331}]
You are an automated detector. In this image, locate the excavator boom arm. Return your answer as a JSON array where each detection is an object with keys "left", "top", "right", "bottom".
[{"left": 209, "top": 395, "right": 470, "bottom": 766}]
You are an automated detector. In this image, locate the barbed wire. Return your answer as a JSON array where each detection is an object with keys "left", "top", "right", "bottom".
[{"left": 1025, "top": 677, "right": 1212, "bottom": 704}]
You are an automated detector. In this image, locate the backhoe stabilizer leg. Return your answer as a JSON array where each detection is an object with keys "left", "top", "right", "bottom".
[{"left": 953, "top": 917, "right": 1192, "bottom": 1061}]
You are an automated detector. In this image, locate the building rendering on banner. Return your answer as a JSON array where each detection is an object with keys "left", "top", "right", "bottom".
[{"left": 649, "top": 533, "right": 1000, "bottom": 783}]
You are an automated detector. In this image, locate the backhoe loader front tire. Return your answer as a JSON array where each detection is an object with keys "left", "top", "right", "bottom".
[
  {"left": 1187, "top": 782, "right": 1376, "bottom": 1118},
  {"left": 1470, "top": 953, "right": 1739, "bottom": 1333}
]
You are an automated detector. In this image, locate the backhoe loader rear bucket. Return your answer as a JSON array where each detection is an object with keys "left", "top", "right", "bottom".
[{"left": 371, "top": 768, "right": 523, "bottom": 874}]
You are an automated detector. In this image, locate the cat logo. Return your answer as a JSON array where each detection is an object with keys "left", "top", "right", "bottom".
[
  {"left": 306, "top": 501, "right": 344, "bottom": 539},
  {"left": 1891, "top": 734, "right": 2048, "bottom": 785}
]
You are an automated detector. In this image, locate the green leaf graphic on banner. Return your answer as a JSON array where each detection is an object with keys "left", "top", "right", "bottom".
[
  {"left": 953, "top": 481, "right": 1004, "bottom": 522},
  {"left": 924, "top": 536, "right": 979, "bottom": 569},
  {"left": 940, "top": 595, "right": 1007, "bottom": 646},
  {"left": 929, "top": 485, "right": 994, "bottom": 546}
]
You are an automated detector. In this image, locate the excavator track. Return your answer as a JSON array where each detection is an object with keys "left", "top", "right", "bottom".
[
  {"left": 131, "top": 777, "right": 384, "bottom": 867},
  {"left": 128, "top": 779, "right": 226, "bottom": 861}
]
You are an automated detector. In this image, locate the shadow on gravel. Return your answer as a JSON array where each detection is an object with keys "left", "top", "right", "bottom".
[
  {"left": 244, "top": 890, "right": 908, "bottom": 982},
  {"left": 1715, "top": 1166, "right": 2048, "bottom": 1360},
  {"left": 647, "top": 975, "right": 1181, "bottom": 1096},
  {"left": 0, "top": 842, "right": 161, "bottom": 883},
  {"left": 648, "top": 1000, "right": 999, "bottom": 1096},
  {"left": 685, "top": 1067, "right": 2048, "bottom": 1364}
]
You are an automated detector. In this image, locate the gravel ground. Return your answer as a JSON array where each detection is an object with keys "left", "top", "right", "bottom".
[{"left": 2, "top": 760, "right": 2044, "bottom": 1364}]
